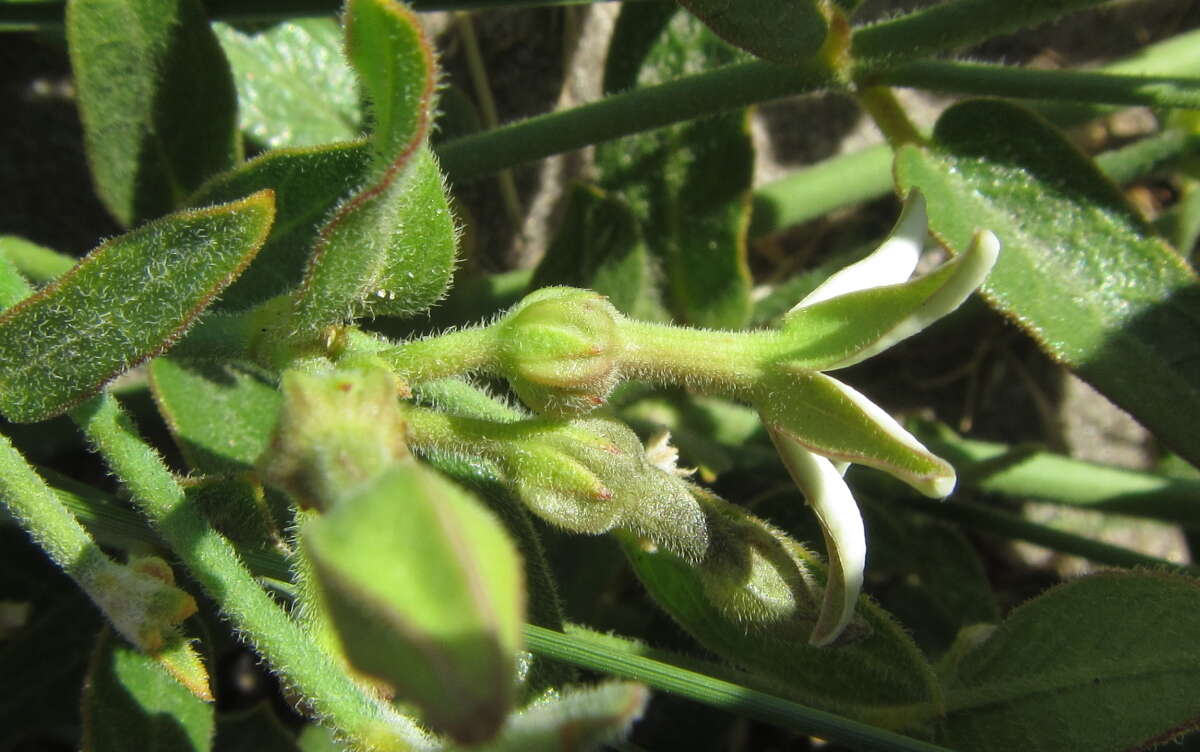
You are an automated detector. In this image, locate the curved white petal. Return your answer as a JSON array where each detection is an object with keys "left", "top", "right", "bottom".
[
  {"left": 766, "top": 425, "right": 865, "bottom": 647},
  {"left": 819, "top": 376, "right": 957, "bottom": 498},
  {"left": 793, "top": 191, "right": 927, "bottom": 311},
  {"left": 818, "top": 228, "right": 1001, "bottom": 371}
]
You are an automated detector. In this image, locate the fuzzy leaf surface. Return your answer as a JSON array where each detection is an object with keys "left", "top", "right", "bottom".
[
  {"left": 622, "top": 490, "right": 939, "bottom": 725},
  {"left": 597, "top": 7, "right": 753, "bottom": 329},
  {"left": 678, "top": 0, "right": 827, "bottom": 63},
  {"left": 0, "top": 191, "right": 274, "bottom": 423},
  {"left": 187, "top": 142, "right": 369, "bottom": 312},
  {"left": 149, "top": 357, "right": 281, "bottom": 475},
  {"left": 68, "top": 0, "right": 239, "bottom": 226},
  {"left": 895, "top": 100, "right": 1200, "bottom": 467},
  {"left": 291, "top": 0, "right": 455, "bottom": 327},
  {"left": 82, "top": 627, "right": 214, "bottom": 752},
  {"left": 937, "top": 571, "right": 1200, "bottom": 751},
  {"left": 214, "top": 18, "right": 362, "bottom": 149}
]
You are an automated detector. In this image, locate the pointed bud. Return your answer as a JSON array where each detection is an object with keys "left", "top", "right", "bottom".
[
  {"left": 257, "top": 367, "right": 408, "bottom": 509},
  {"left": 499, "top": 417, "right": 708, "bottom": 561},
  {"left": 304, "top": 463, "right": 525, "bottom": 745},
  {"left": 496, "top": 287, "right": 625, "bottom": 417}
]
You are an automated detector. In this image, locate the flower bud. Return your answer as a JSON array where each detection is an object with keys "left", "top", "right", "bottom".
[
  {"left": 496, "top": 287, "right": 624, "bottom": 417},
  {"left": 257, "top": 367, "right": 408, "bottom": 510}
]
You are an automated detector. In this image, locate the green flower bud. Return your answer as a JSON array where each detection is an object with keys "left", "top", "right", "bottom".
[
  {"left": 257, "top": 367, "right": 408, "bottom": 510},
  {"left": 497, "top": 417, "right": 708, "bottom": 562},
  {"left": 496, "top": 287, "right": 624, "bottom": 417},
  {"left": 303, "top": 463, "right": 525, "bottom": 745}
]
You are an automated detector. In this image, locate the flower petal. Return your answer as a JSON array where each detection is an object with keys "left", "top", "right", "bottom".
[
  {"left": 792, "top": 190, "right": 927, "bottom": 311},
  {"left": 757, "top": 368, "right": 956, "bottom": 498},
  {"left": 780, "top": 227, "right": 1000, "bottom": 371},
  {"left": 766, "top": 426, "right": 864, "bottom": 647}
]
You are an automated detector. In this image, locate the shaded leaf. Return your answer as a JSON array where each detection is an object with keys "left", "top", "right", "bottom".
[
  {"left": 895, "top": 99, "right": 1200, "bottom": 468},
  {"left": 214, "top": 703, "right": 301, "bottom": 752},
  {"left": 149, "top": 357, "right": 281, "bottom": 474},
  {"left": 0, "top": 192, "right": 275, "bottom": 423},
  {"left": 533, "top": 183, "right": 666, "bottom": 321},
  {"left": 214, "top": 18, "right": 362, "bottom": 149},
  {"left": 937, "top": 571, "right": 1200, "bottom": 751},
  {"left": 67, "top": 0, "right": 239, "bottom": 226},
  {"left": 303, "top": 463, "right": 525, "bottom": 744},
  {"left": 621, "top": 489, "right": 940, "bottom": 726},
  {"left": 597, "top": 7, "right": 753, "bottom": 329},
  {"left": 186, "top": 141, "right": 370, "bottom": 312},
  {"left": 678, "top": 0, "right": 828, "bottom": 64},
  {"left": 82, "top": 627, "right": 214, "bottom": 752},
  {"left": 291, "top": 0, "right": 456, "bottom": 327}
]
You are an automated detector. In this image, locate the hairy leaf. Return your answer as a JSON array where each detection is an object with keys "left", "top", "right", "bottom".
[
  {"left": 678, "top": 0, "right": 828, "bottom": 63},
  {"left": 0, "top": 192, "right": 274, "bottom": 422},
  {"left": 291, "top": 0, "right": 456, "bottom": 327},
  {"left": 214, "top": 18, "right": 362, "bottom": 149},
  {"left": 937, "top": 571, "right": 1200, "bottom": 751},
  {"left": 895, "top": 99, "right": 1200, "bottom": 468},
  {"left": 186, "top": 141, "right": 370, "bottom": 312},
  {"left": 82, "top": 627, "right": 214, "bottom": 752},
  {"left": 68, "top": 0, "right": 239, "bottom": 226}
]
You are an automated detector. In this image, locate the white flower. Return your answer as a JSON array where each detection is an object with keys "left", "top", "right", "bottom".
[{"left": 760, "top": 191, "right": 1000, "bottom": 646}]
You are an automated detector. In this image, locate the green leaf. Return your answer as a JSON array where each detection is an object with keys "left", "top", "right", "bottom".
[
  {"left": 82, "top": 627, "right": 214, "bottom": 752},
  {"left": 149, "top": 357, "right": 281, "bottom": 475},
  {"left": 937, "top": 571, "right": 1200, "bottom": 751},
  {"left": 621, "top": 489, "right": 940, "bottom": 726},
  {"left": 677, "top": 0, "right": 828, "bottom": 64},
  {"left": 67, "top": 0, "right": 239, "bottom": 226},
  {"left": 0, "top": 235, "right": 76, "bottom": 284},
  {"left": 213, "top": 703, "right": 301, "bottom": 752},
  {"left": 0, "top": 191, "right": 275, "bottom": 423},
  {"left": 186, "top": 141, "right": 370, "bottom": 312},
  {"left": 597, "top": 7, "right": 754, "bottom": 329},
  {"left": 291, "top": 0, "right": 456, "bottom": 327},
  {"left": 303, "top": 462, "right": 525, "bottom": 744},
  {"left": 532, "top": 183, "right": 666, "bottom": 321},
  {"left": 896, "top": 100, "right": 1200, "bottom": 467},
  {"left": 214, "top": 18, "right": 362, "bottom": 150},
  {"left": 0, "top": 250, "right": 33, "bottom": 311}
]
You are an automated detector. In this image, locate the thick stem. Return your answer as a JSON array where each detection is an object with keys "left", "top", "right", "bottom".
[
  {"left": 70, "top": 393, "right": 427, "bottom": 752},
  {"left": 437, "top": 59, "right": 840, "bottom": 183},
  {"left": 379, "top": 324, "right": 499, "bottom": 384},
  {"left": 617, "top": 318, "right": 781, "bottom": 396},
  {"left": 873, "top": 62, "right": 1200, "bottom": 112},
  {"left": 855, "top": 86, "right": 923, "bottom": 149},
  {"left": 851, "top": 0, "right": 1115, "bottom": 72}
]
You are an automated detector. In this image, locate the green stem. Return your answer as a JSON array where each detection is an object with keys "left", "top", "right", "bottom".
[
  {"left": 70, "top": 393, "right": 428, "bottom": 752},
  {"left": 378, "top": 324, "right": 499, "bottom": 384},
  {"left": 851, "top": 0, "right": 1114, "bottom": 72},
  {"left": 437, "top": 59, "right": 839, "bottom": 183},
  {"left": 617, "top": 318, "right": 780, "bottom": 395},
  {"left": 873, "top": 62, "right": 1200, "bottom": 112},
  {"left": 898, "top": 495, "right": 1200, "bottom": 577},
  {"left": 1094, "top": 128, "right": 1199, "bottom": 185},
  {"left": 856, "top": 86, "right": 924, "bottom": 149},
  {"left": 523, "top": 624, "right": 955, "bottom": 752},
  {"left": 917, "top": 425, "right": 1200, "bottom": 526}
]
